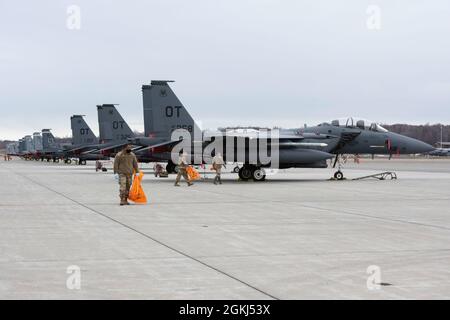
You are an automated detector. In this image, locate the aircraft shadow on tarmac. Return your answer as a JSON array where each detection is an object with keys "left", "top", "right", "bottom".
[{"left": 141, "top": 176, "right": 332, "bottom": 184}]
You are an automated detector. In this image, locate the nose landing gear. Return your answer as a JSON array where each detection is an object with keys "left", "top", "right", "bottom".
[{"left": 332, "top": 154, "right": 346, "bottom": 180}]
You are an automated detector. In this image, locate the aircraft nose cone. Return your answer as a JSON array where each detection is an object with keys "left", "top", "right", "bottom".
[
  {"left": 389, "top": 133, "right": 434, "bottom": 154},
  {"left": 404, "top": 136, "right": 435, "bottom": 154},
  {"left": 415, "top": 141, "right": 435, "bottom": 154}
]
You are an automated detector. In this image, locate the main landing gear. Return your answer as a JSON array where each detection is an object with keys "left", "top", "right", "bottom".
[
  {"left": 166, "top": 160, "right": 179, "bottom": 174},
  {"left": 238, "top": 165, "right": 266, "bottom": 182}
]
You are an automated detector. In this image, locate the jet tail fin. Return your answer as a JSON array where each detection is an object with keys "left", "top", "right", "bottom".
[
  {"left": 142, "top": 81, "right": 201, "bottom": 140},
  {"left": 71, "top": 115, "right": 98, "bottom": 146},
  {"left": 41, "top": 129, "right": 57, "bottom": 150},
  {"left": 97, "top": 104, "right": 135, "bottom": 144}
]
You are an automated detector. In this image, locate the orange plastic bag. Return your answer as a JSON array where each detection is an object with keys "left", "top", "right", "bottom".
[
  {"left": 128, "top": 171, "right": 148, "bottom": 204},
  {"left": 186, "top": 166, "right": 200, "bottom": 181}
]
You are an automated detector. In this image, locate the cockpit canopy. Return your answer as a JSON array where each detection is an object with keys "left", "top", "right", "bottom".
[{"left": 321, "top": 117, "right": 388, "bottom": 132}]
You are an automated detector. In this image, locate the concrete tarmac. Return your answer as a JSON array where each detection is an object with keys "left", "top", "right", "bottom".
[{"left": 1, "top": 158, "right": 450, "bottom": 299}]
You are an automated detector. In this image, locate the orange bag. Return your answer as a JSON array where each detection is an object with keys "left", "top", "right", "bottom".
[
  {"left": 186, "top": 166, "right": 200, "bottom": 181},
  {"left": 128, "top": 171, "right": 148, "bottom": 204}
]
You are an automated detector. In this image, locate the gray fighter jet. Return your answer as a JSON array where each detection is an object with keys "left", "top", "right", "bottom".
[
  {"left": 37, "top": 129, "right": 69, "bottom": 162},
  {"left": 93, "top": 104, "right": 172, "bottom": 163},
  {"left": 299, "top": 118, "right": 434, "bottom": 179},
  {"left": 130, "top": 81, "right": 434, "bottom": 181},
  {"left": 428, "top": 148, "right": 450, "bottom": 156},
  {"left": 59, "top": 115, "right": 110, "bottom": 164},
  {"left": 60, "top": 105, "right": 136, "bottom": 163},
  {"left": 6, "top": 141, "right": 20, "bottom": 156}
]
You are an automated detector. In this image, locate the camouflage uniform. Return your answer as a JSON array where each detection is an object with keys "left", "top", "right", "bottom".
[
  {"left": 212, "top": 155, "right": 224, "bottom": 184},
  {"left": 114, "top": 150, "right": 139, "bottom": 205},
  {"left": 175, "top": 155, "right": 192, "bottom": 186}
]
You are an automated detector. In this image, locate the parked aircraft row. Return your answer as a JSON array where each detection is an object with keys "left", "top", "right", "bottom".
[
  {"left": 7, "top": 81, "right": 435, "bottom": 180},
  {"left": 428, "top": 148, "right": 450, "bottom": 156}
]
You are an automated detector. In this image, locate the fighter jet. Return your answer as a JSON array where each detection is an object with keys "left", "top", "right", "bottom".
[
  {"left": 92, "top": 104, "right": 172, "bottom": 163},
  {"left": 130, "top": 81, "right": 434, "bottom": 181},
  {"left": 17, "top": 135, "right": 32, "bottom": 159},
  {"left": 24, "top": 110, "right": 135, "bottom": 165},
  {"left": 6, "top": 141, "right": 19, "bottom": 156},
  {"left": 428, "top": 148, "right": 450, "bottom": 156},
  {"left": 60, "top": 114, "right": 110, "bottom": 164},
  {"left": 40, "top": 129, "right": 70, "bottom": 162},
  {"left": 130, "top": 81, "right": 339, "bottom": 179},
  {"left": 301, "top": 118, "right": 435, "bottom": 179},
  {"left": 10, "top": 130, "right": 63, "bottom": 162},
  {"left": 16, "top": 133, "right": 46, "bottom": 160}
]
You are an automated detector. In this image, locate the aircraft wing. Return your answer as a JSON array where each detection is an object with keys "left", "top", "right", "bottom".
[
  {"left": 81, "top": 142, "right": 129, "bottom": 155},
  {"left": 133, "top": 140, "right": 182, "bottom": 153},
  {"left": 64, "top": 145, "right": 101, "bottom": 154}
]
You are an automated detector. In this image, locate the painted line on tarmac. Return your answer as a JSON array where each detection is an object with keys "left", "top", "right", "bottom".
[{"left": 15, "top": 171, "right": 279, "bottom": 300}]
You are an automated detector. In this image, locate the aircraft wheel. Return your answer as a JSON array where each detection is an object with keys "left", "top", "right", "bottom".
[
  {"left": 79, "top": 159, "right": 87, "bottom": 165},
  {"left": 238, "top": 166, "right": 253, "bottom": 181},
  {"left": 334, "top": 171, "right": 344, "bottom": 180},
  {"left": 66, "top": 159, "right": 72, "bottom": 164},
  {"left": 166, "top": 161, "right": 176, "bottom": 174},
  {"left": 252, "top": 167, "right": 266, "bottom": 181},
  {"left": 233, "top": 166, "right": 240, "bottom": 173}
]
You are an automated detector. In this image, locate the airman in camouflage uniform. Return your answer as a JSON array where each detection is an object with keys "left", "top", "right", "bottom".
[{"left": 113, "top": 145, "right": 139, "bottom": 205}]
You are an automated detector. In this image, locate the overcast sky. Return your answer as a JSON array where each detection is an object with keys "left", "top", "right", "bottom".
[{"left": 1, "top": 0, "right": 450, "bottom": 140}]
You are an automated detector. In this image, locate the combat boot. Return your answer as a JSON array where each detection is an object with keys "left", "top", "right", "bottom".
[
  {"left": 120, "top": 195, "right": 127, "bottom": 206},
  {"left": 124, "top": 193, "right": 130, "bottom": 205}
]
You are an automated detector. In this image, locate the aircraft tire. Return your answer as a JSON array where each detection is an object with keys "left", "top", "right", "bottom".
[
  {"left": 334, "top": 171, "right": 344, "bottom": 180},
  {"left": 79, "top": 159, "right": 87, "bottom": 165},
  {"left": 252, "top": 167, "right": 266, "bottom": 181},
  {"left": 166, "top": 161, "right": 176, "bottom": 174},
  {"left": 238, "top": 166, "right": 253, "bottom": 181}
]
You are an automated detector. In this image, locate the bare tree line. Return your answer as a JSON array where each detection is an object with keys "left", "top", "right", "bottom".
[{"left": 383, "top": 124, "right": 450, "bottom": 146}]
